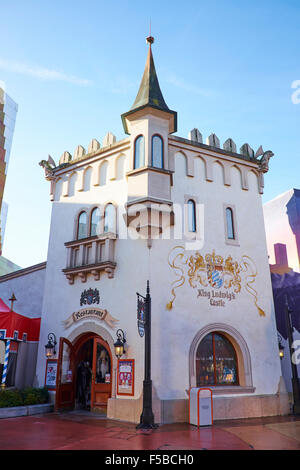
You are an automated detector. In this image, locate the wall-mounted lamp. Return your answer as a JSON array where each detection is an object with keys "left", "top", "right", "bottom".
[
  {"left": 114, "top": 329, "right": 126, "bottom": 359},
  {"left": 45, "top": 333, "right": 57, "bottom": 358},
  {"left": 278, "top": 341, "right": 284, "bottom": 359}
]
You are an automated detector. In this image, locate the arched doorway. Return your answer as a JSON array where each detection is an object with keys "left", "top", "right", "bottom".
[{"left": 56, "top": 332, "right": 113, "bottom": 413}]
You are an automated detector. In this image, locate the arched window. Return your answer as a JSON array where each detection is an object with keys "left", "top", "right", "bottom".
[
  {"left": 226, "top": 207, "right": 235, "bottom": 239},
  {"left": 77, "top": 211, "right": 87, "bottom": 239},
  {"left": 104, "top": 204, "right": 116, "bottom": 233},
  {"left": 151, "top": 135, "right": 163, "bottom": 168},
  {"left": 188, "top": 199, "right": 196, "bottom": 232},
  {"left": 90, "top": 207, "right": 101, "bottom": 237},
  {"left": 196, "top": 333, "right": 239, "bottom": 386},
  {"left": 134, "top": 135, "right": 145, "bottom": 169}
]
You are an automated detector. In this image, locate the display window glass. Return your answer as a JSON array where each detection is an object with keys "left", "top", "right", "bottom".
[{"left": 196, "top": 333, "right": 238, "bottom": 386}]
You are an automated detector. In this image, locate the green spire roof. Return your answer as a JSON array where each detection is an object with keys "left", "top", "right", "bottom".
[
  {"left": 121, "top": 37, "right": 177, "bottom": 134},
  {"left": 130, "top": 43, "right": 170, "bottom": 112}
]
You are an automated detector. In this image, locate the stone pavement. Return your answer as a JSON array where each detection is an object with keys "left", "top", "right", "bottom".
[{"left": 0, "top": 411, "right": 300, "bottom": 450}]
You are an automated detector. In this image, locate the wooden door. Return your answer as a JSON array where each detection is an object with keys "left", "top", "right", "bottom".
[
  {"left": 56, "top": 337, "right": 75, "bottom": 411},
  {"left": 91, "top": 337, "right": 112, "bottom": 410}
]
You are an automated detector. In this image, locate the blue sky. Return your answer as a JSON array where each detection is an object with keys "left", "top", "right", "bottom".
[{"left": 1, "top": 0, "right": 300, "bottom": 268}]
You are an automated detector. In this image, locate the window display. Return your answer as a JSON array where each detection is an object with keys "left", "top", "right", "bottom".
[{"left": 196, "top": 333, "right": 238, "bottom": 386}]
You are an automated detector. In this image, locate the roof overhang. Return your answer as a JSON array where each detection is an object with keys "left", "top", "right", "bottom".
[{"left": 121, "top": 105, "right": 177, "bottom": 135}]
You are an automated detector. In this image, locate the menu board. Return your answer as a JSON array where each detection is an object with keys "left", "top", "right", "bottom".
[
  {"left": 45, "top": 359, "right": 58, "bottom": 390},
  {"left": 117, "top": 359, "right": 135, "bottom": 396}
]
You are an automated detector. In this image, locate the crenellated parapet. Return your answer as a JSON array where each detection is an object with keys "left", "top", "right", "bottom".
[
  {"left": 186, "top": 128, "right": 274, "bottom": 175},
  {"left": 39, "top": 132, "right": 119, "bottom": 176}
]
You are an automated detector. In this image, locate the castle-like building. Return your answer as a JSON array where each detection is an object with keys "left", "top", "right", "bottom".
[{"left": 1, "top": 37, "right": 289, "bottom": 423}]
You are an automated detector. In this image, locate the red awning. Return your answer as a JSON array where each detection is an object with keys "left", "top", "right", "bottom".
[{"left": 0, "top": 298, "right": 41, "bottom": 342}]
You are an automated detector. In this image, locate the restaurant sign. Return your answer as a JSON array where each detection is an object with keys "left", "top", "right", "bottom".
[{"left": 62, "top": 308, "right": 118, "bottom": 329}]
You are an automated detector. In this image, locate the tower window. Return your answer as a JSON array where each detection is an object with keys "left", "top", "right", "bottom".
[
  {"left": 151, "top": 135, "right": 163, "bottom": 169},
  {"left": 188, "top": 199, "right": 196, "bottom": 232},
  {"left": 77, "top": 211, "right": 88, "bottom": 239},
  {"left": 134, "top": 135, "right": 145, "bottom": 169},
  {"left": 90, "top": 207, "right": 101, "bottom": 237},
  {"left": 226, "top": 207, "right": 235, "bottom": 240},
  {"left": 104, "top": 204, "right": 116, "bottom": 233}
]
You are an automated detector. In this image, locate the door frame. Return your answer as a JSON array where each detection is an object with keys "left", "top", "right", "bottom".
[
  {"left": 55, "top": 332, "right": 113, "bottom": 412},
  {"left": 55, "top": 337, "right": 75, "bottom": 411},
  {"left": 91, "top": 336, "right": 113, "bottom": 409}
]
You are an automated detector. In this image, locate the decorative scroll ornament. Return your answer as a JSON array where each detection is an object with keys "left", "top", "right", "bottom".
[
  {"left": 62, "top": 308, "right": 118, "bottom": 329},
  {"left": 166, "top": 246, "right": 265, "bottom": 317}
]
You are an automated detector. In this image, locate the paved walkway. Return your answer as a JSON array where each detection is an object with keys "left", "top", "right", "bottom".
[{"left": 0, "top": 411, "right": 300, "bottom": 450}]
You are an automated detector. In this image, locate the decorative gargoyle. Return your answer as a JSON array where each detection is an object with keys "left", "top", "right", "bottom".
[
  {"left": 39, "top": 155, "right": 56, "bottom": 180},
  {"left": 254, "top": 146, "right": 274, "bottom": 173}
]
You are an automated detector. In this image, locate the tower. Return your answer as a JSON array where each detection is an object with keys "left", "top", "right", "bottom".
[{"left": 121, "top": 36, "right": 177, "bottom": 243}]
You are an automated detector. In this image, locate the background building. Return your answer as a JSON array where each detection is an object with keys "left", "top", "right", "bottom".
[
  {"left": 264, "top": 189, "right": 300, "bottom": 274},
  {"left": 264, "top": 189, "right": 300, "bottom": 400},
  {"left": 0, "top": 86, "right": 19, "bottom": 272}
]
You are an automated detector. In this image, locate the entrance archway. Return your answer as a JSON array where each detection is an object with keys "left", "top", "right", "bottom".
[{"left": 56, "top": 326, "right": 115, "bottom": 413}]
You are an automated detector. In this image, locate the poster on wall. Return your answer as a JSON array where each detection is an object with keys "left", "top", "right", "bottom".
[
  {"left": 45, "top": 359, "right": 58, "bottom": 390},
  {"left": 117, "top": 359, "right": 134, "bottom": 396}
]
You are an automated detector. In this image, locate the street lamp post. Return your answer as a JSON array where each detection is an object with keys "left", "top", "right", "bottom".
[
  {"left": 136, "top": 281, "right": 157, "bottom": 429},
  {"left": 285, "top": 296, "right": 300, "bottom": 415}
]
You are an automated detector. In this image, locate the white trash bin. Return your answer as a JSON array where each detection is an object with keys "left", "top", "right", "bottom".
[{"left": 189, "top": 388, "right": 213, "bottom": 426}]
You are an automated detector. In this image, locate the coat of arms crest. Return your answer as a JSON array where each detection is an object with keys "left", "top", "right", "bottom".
[
  {"left": 80, "top": 288, "right": 100, "bottom": 306},
  {"left": 166, "top": 246, "right": 265, "bottom": 317}
]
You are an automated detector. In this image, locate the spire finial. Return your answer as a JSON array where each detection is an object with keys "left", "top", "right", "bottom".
[{"left": 146, "top": 19, "right": 154, "bottom": 45}]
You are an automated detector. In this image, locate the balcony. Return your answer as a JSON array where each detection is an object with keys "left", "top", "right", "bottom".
[{"left": 62, "top": 233, "right": 116, "bottom": 284}]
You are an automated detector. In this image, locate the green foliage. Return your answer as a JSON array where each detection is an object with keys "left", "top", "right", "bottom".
[
  {"left": 0, "top": 389, "right": 23, "bottom": 408},
  {"left": 0, "top": 387, "right": 49, "bottom": 408}
]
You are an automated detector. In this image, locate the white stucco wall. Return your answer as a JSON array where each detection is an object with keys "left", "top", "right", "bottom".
[{"left": 35, "top": 124, "right": 283, "bottom": 412}]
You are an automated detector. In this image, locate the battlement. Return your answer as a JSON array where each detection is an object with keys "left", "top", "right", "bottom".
[
  {"left": 186, "top": 128, "right": 258, "bottom": 161},
  {"left": 57, "top": 132, "right": 120, "bottom": 167}
]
